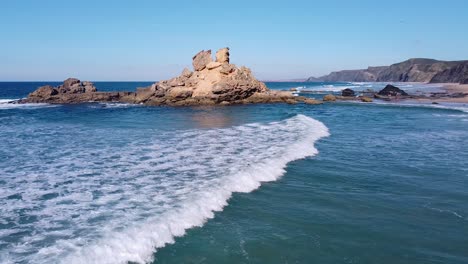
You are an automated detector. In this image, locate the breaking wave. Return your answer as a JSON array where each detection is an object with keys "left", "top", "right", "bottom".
[{"left": 0, "top": 114, "right": 329, "bottom": 264}]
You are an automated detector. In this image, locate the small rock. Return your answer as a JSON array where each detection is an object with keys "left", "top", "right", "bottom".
[
  {"left": 360, "top": 96, "right": 373, "bottom": 102},
  {"left": 181, "top": 68, "right": 193, "bottom": 78},
  {"left": 323, "top": 94, "right": 337, "bottom": 102},
  {"left": 341, "top": 88, "right": 355, "bottom": 97},
  {"left": 302, "top": 98, "right": 323, "bottom": 105}
]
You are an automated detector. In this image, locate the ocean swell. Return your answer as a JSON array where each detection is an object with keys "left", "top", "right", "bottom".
[{"left": 0, "top": 114, "right": 329, "bottom": 264}]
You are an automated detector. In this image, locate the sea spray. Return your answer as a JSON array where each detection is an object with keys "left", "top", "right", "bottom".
[{"left": 0, "top": 114, "right": 329, "bottom": 264}]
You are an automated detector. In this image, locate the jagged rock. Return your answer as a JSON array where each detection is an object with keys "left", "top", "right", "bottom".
[
  {"left": 360, "top": 96, "right": 373, "bottom": 102},
  {"left": 341, "top": 88, "right": 355, "bottom": 97},
  {"left": 378, "top": 85, "right": 408, "bottom": 96},
  {"left": 63, "top": 78, "right": 80, "bottom": 88},
  {"left": 219, "top": 64, "right": 235, "bottom": 75},
  {"left": 323, "top": 94, "right": 337, "bottom": 101},
  {"left": 192, "top": 50, "right": 212, "bottom": 71},
  {"left": 181, "top": 68, "right": 193, "bottom": 78},
  {"left": 29, "top": 85, "right": 58, "bottom": 98},
  {"left": 216, "top": 48, "right": 230, "bottom": 63}
]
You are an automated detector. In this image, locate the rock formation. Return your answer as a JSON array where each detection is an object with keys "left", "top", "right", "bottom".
[{"left": 21, "top": 48, "right": 321, "bottom": 106}]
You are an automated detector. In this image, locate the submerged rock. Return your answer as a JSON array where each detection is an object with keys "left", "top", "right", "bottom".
[{"left": 377, "top": 84, "right": 409, "bottom": 96}]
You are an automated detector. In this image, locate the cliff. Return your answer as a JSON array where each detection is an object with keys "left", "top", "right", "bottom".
[{"left": 307, "top": 58, "right": 468, "bottom": 83}]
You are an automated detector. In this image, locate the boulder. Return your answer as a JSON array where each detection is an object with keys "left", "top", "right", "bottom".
[
  {"left": 378, "top": 84, "right": 408, "bottom": 96},
  {"left": 323, "top": 94, "right": 337, "bottom": 101},
  {"left": 29, "top": 85, "right": 58, "bottom": 98},
  {"left": 192, "top": 50, "right": 212, "bottom": 71},
  {"left": 341, "top": 88, "right": 355, "bottom": 97},
  {"left": 63, "top": 78, "right": 80, "bottom": 88},
  {"left": 216, "top": 47, "right": 230, "bottom": 63}
]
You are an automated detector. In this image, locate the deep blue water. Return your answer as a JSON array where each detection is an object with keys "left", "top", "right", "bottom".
[{"left": 0, "top": 82, "right": 468, "bottom": 264}]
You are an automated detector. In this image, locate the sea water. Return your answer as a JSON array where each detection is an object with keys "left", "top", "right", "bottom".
[{"left": 0, "top": 82, "right": 467, "bottom": 264}]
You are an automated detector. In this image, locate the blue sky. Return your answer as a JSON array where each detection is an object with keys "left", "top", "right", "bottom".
[{"left": 1, "top": 0, "right": 467, "bottom": 81}]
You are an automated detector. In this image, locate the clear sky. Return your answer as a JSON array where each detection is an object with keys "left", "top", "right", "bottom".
[{"left": 1, "top": 0, "right": 468, "bottom": 81}]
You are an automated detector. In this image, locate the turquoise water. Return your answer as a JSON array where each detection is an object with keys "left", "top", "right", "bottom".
[{"left": 1, "top": 82, "right": 468, "bottom": 263}]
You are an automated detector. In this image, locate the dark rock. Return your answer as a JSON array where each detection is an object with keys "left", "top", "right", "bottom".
[
  {"left": 341, "top": 88, "right": 355, "bottom": 97},
  {"left": 377, "top": 85, "right": 409, "bottom": 96}
]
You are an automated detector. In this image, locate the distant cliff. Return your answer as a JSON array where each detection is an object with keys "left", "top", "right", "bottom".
[{"left": 307, "top": 58, "right": 468, "bottom": 83}]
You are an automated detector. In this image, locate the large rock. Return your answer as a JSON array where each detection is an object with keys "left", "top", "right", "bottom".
[
  {"left": 216, "top": 47, "right": 230, "bottom": 63},
  {"left": 377, "top": 84, "right": 408, "bottom": 96},
  {"left": 192, "top": 50, "right": 212, "bottom": 71}
]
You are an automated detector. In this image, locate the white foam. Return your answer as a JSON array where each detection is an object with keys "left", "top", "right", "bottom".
[
  {"left": 0, "top": 114, "right": 329, "bottom": 264},
  {"left": 0, "top": 99, "right": 56, "bottom": 110}
]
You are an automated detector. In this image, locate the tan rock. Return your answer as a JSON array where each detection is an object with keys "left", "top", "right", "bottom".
[
  {"left": 216, "top": 47, "right": 230, "bottom": 63},
  {"left": 360, "top": 96, "right": 373, "bottom": 102},
  {"left": 302, "top": 98, "right": 323, "bottom": 105},
  {"left": 219, "top": 64, "right": 235, "bottom": 75},
  {"left": 206, "top": 61, "right": 222, "bottom": 70},
  {"left": 181, "top": 68, "right": 193, "bottom": 78},
  {"left": 192, "top": 50, "right": 212, "bottom": 71},
  {"left": 323, "top": 94, "right": 337, "bottom": 102},
  {"left": 167, "top": 86, "right": 193, "bottom": 99}
]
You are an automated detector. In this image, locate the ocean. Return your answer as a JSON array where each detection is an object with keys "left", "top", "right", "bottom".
[{"left": 1, "top": 82, "right": 467, "bottom": 264}]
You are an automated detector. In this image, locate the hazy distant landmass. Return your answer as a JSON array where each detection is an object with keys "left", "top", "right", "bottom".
[{"left": 307, "top": 58, "right": 468, "bottom": 84}]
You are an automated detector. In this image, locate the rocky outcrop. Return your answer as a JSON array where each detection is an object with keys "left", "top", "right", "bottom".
[
  {"left": 22, "top": 48, "right": 318, "bottom": 106},
  {"left": 307, "top": 59, "right": 468, "bottom": 83},
  {"left": 24, "top": 79, "right": 104, "bottom": 103},
  {"left": 377, "top": 85, "right": 408, "bottom": 96}
]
